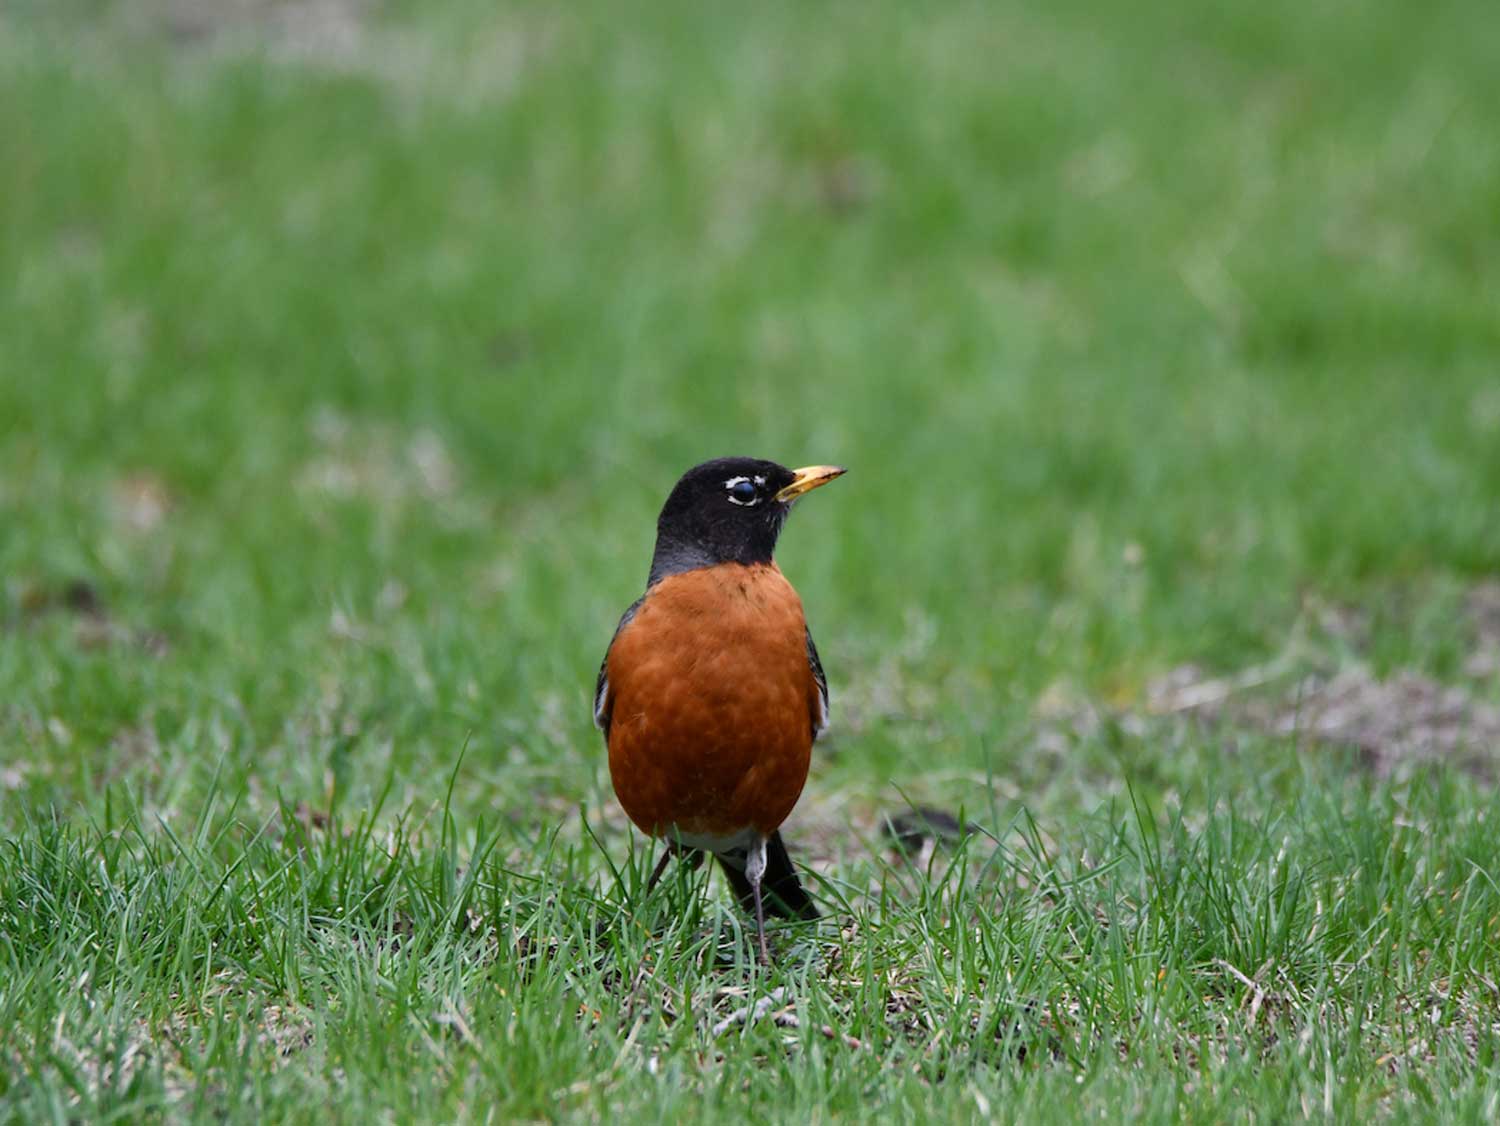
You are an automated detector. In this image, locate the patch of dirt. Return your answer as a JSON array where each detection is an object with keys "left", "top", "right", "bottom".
[
  {"left": 121, "top": 0, "right": 557, "bottom": 105},
  {"left": 297, "top": 408, "right": 479, "bottom": 529},
  {"left": 111, "top": 472, "right": 173, "bottom": 534},
  {"left": 8, "top": 577, "right": 170, "bottom": 656},
  {"left": 301, "top": 408, "right": 454, "bottom": 499},
  {"left": 13, "top": 577, "right": 105, "bottom": 620},
  {"left": 1249, "top": 669, "right": 1500, "bottom": 774},
  {"left": 810, "top": 155, "right": 884, "bottom": 217},
  {"left": 1464, "top": 582, "right": 1500, "bottom": 679},
  {"left": 1140, "top": 587, "right": 1500, "bottom": 777},
  {"left": 138, "top": 0, "right": 370, "bottom": 62}
]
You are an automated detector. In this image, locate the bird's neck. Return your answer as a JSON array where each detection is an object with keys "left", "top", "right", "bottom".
[{"left": 647, "top": 534, "right": 773, "bottom": 587}]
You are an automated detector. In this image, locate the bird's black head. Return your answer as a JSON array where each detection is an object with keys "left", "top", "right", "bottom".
[{"left": 648, "top": 457, "right": 845, "bottom": 585}]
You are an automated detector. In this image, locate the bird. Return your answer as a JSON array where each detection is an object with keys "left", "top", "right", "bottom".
[{"left": 593, "top": 457, "right": 845, "bottom": 963}]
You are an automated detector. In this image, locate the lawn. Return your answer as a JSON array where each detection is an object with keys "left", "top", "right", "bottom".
[{"left": 3, "top": 0, "right": 1500, "bottom": 1120}]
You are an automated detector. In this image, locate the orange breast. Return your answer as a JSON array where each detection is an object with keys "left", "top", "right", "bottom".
[{"left": 606, "top": 563, "right": 816, "bottom": 839}]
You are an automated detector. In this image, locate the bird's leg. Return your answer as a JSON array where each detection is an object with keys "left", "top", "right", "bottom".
[
  {"left": 645, "top": 846, "right": 675, "bottom": 894},
  {"left": 746, "top": 835, "right": 771, "bottom": 966},
  {"left": 645, "top": 841, "right": 704, "bottom": 895}
]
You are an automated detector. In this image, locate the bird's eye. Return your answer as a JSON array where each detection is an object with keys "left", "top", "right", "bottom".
[{"left": 726, "top": 478, "right": 759, "bottom": 505}]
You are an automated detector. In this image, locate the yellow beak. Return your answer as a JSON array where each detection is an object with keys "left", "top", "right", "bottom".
[{"left": 775, "top": 464, "right": 847, "bottom": 502}]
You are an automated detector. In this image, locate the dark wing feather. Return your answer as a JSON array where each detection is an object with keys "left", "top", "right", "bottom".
[
  {"left": 806, "top": 627, "right": 830, "bottom": 740},
  {"left": 593, "top": 597, "right": 643, "bottom": 736}
]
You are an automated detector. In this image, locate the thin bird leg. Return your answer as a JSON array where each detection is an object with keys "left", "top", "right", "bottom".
[
  {"left": 745, "top": 835, "right": 771, "bottom": 966},
  {"left": 645, "top": 846, "right": 675, "bottom": 894},
  {"left": 645, "top": 841, "right": 704, "bottom": 894}
]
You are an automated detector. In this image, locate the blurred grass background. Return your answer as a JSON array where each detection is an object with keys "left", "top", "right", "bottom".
[
  {"left": 3, "top": 0, "right": 1500, "bottom": 1118},
  {"left": 4, "top": 0, "right": 1497, "bottom": 819}
]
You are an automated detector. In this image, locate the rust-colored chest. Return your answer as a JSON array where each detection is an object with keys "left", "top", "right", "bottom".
[{"left": 605, "top": 563, "right": 818, "bottom": 839}]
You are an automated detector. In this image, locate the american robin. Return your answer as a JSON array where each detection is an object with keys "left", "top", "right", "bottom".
[{"left": 593, "top": 457, "right": 845, "bottom": 963}]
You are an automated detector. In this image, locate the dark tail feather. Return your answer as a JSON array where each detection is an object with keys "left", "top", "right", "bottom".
[{"left": 717, "top": 831, "right": 819, "bottom": 920}]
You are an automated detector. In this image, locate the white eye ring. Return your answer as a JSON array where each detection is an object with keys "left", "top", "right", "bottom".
[{"left": 724, "top": 476, "right": 759, "bottom": 506}]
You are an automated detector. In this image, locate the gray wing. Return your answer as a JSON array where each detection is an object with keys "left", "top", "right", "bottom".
[
  {"left": 593, "top": 597, "right": 643, "bottom": 736},
  {"left": 807, "top": 627, "right": 830, "bottom": 740}
]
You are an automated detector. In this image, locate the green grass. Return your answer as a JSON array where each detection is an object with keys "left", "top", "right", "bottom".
[{"left": 3, "top": 0, "right": 1500, "bottom": 1119}]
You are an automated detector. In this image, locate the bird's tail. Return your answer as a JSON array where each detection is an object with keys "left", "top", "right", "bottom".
[{"left": 717, "top": 831, "right": 819, "bottom": 920}]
